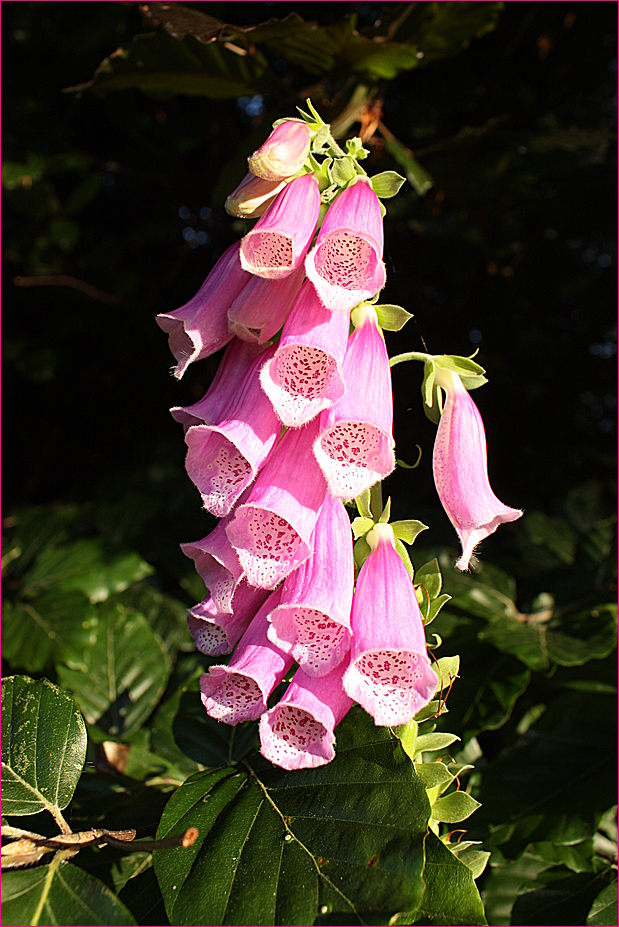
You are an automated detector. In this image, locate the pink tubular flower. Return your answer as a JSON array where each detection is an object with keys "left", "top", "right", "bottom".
[
  {"left": 305, "top": 177, "right": 386, "bottom": 313},
  {"left": 171, "top": 339, "right": 266, "bottom": 429},
  {"left": 228, "top": 265, "right": 305, "bottom": 345},
  {"left": 259, "top": 659, "right": 353, "bottom": 770},
  {"left": 200, "top": 589, "right": 293, "bottom": 725},
  {"left": 225, "top": 172, "right": 285, "bottom": 219},
  {"left": 156, "top": 242, "right": 250, "bottom": 379},
  {"left": 183, "top": 345, "right": 280, "bottom": 517},
  {"left": 343, "top": 523, "right": 437, "bottom": 726},
  {"left": 240, "top": 174, "right": 320, "bottom": 280},
  {"left": 432, "top": 367, "right": 523, "bottom": 571},
  {"left": 313, "top": 303, "right": 395, "bottom": 499},
  {"left": 187, "top": 582, "right": 268, "bottom": 656},
  {"left": 225, "top": 419, "right": 328, "bottom": 589},
  {"left": 267, "top": 494, "right": 353, "bottom": 677},
  {"left": 259, "top": 280, "right": 349, "bottom": 428},
  {"left": 248, "top": 121, "right": 313, "bottom": 182}
]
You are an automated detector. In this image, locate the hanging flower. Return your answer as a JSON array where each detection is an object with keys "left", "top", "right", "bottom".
[
  {"left": 225, "top": 172, "right": 286, "bottom": 219},
  {"left": 187, "top": 582, "right": 268, "bottom": 657},
  {"left": 248, "top": 121, "right": 313, "bottom": 182},
  {"left": 305, "top": 177, "right": 386, "bottom": 313},
  {"left": 227, "top": 265, "right": 305, "bottom": 345},
  {"left": 343, "top": 523, "right": 437, "bottom": 726},
  {"left": 432, "top": 367, "right": 523, "bottom": 570}
]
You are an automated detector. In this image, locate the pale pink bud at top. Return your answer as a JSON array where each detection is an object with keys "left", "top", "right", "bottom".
[
  {"left": 313, "top": 304, "right": 395, "bottom": 498},
  {"left": 259, "top": 658, "right": 353, "bottom": 770},
  {"left": 187, "top": 581, "right": 268, "bottom": 657},
  {"left": 240, "top": 174, "right": 320, "bottom": 280},
  {"left": 171, "top": 339, "right": 267, "bottom": 430},
  {"left": 184, "top": 345, "right": 280, "bottom": 517},
  {"left": 260, "top": 280, "right": 349, "bottom": 428},
  {"left": 226, "top": 419, "right": 328, "bottom": 589},
  {"left": 225, "top": 172, "right": 286, "bottom": 219},
  {"left": 305, "top": 177, "right": 386, "bottom": 312},
  {"left": 432, "top": 368, "right": 523, "bottom": 571},
  {"left": 228, "top": 265, "right": 305, "bottom": 345},
  {"left": 200, "top": 588, "right": 293, "bottom": 725},
  {"left": 248, "top": 121, "right": 313, "bottom": 182},
  {"left": 343, "top": 523, "right": 437, "bottom": 726},
  {"left": 267, "top": 494, "right": 354, "bottom": 677},
  {"left": 156, "top": 242, "right": 251, "bottom": 379}
]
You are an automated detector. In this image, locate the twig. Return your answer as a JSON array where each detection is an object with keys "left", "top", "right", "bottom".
[{"left": 13, "top": 275, "right": 120, "bottom": 305}]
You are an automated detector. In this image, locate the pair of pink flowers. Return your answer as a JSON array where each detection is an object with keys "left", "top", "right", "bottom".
[{"left": 159, "top": 117, "right": 521, "bottom": 770}]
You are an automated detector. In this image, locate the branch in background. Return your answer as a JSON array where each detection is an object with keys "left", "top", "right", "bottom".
[{"left": 13, "top": 275, "right": 120, "bottom": 305}]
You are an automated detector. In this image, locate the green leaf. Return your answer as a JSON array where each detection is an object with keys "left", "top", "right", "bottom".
[
  {"left": 415, "top": 558, "right": 443, "bottom": 600},
  {"left": 392, "top": 520, "right": 429, "bottom": 546},
  {"left": 381, "top": 133, "right": 433, "bottom": 196},
  {"left": 2, "top": 858, "right": 136, "bottom": 926},
  {"left": 431, "top": 790, "right": 481, "bottom": 823},
  {"left": 413, "top": 731, "right": 460, "bottom": 757},
  {"left": 457, "top": 848, "right": 491, "bottom": 880},
  {"left": 395, "top": 537, "right": 415, "bottom": 581},
  {"left": 414, "top": 762, "right": 454, "bottom": 792},
  {"left": 1, "top": 676, "right": 86, "bottom": 818},
  {"left": 392, "top": 832, "right": 486, "bottom": 925},
  {"left": 1, "top": 591, "right": 96, "bottom": 674},
  {"left": 154, "top": 709, "right": 432, "bottom": 925},
  {"left": 65, "top": 32, "right": 266, "bottom": 99},
  {"left": 434, "top": 354, "right": 486, "bottom": 378},
  {"left": 354, "top": 535, "right": 372, "bottom": 572},
  {"left": 587, "top": 880, "right": 618, "bottom": 925},
  {"left": 118, "top": 583, "right": 193, "bottom": 657},
  {"left": 371, "top": 171, "right": 407, "bottom": 198},
  {"left": 22, "top": 538, "right": 153, "bottom": 603},
  {"left": 375, "top": 303, "right": 414, "bottom": 331},
  {"left": 355, "top": 488, "right": 372, "bottom": 519},
  {"left": 511, "top": 872, "right": 613, "bottom": 926},
  {"left": 433, "top": 655, "right": 460, "bottom": 691},
  {"left": 351, "top": 515, "right": 374, "bottom": 539},
  {"left": 427, "top": 593, "right": 452, "bottom": 624},
  {"left": 56, "top": 603, "right": 171, "bottom": 739},
  {"left": 331, "top": 157, "right": 357, "bottom": 186}
]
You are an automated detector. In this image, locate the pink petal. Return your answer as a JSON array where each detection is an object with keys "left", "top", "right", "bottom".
[
  {"left": 248, "top": 122, "right": 313, "bottom": 182},
  {"left": 225, "top": 172, "right": 285, "bottom": 219},
  {"left": 187, "top": 582, "right": 268, "bottom": 656},
  {"left": 228, "top": 265, "right": 304, "bottom": 344}
]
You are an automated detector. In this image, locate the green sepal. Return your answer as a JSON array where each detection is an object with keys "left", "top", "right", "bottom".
[
  {"left": 354, "top": 535, "right": 371, "bottom": 571},
  {"left": 331, "top": 156, "right": 357, "bottom": 186},
  {"left": 460, "top": 373, "right": 488, "bottom": 390},
  {"left": 371, "top": 171, "right": 406, "bottom": 199},
  {"left": 421, "top": 359, "right": 441, "bottom": 424},
  {"left": 434, "top": 353, "right": 486, "bottom": 378},
  {"left": 426, "top": 632, "right": 443, "bottom": 650},
  {"left": 312, "top": 123, "right": 330, "bottom": 152},
  {"left": 392, "top": 519, "right": 428, "bottom": 545},
  {"left": 378, "top": 497, "right": 391, "bottom": 524},
  {"left": 415, "top": 761, "right": 454, "bottom": 792},
  {"left": 412, "top": 731, "right": 460, "bottom": 758},
  {"left": 396, "top": 448, "right": 422, "bottom": 469},
  {"left": 433, "top": 655, "right": 460, "bottom": 693},
  {"left": 431, "top": 791, "right": 481, "bottom": 823},
  {"left": 272, "top": 116, "right": 309, "bottom": 128},
  {"left": 375, "top": 304, "right": 414, "bottom": 331},
  {"left": 346, "top": 136, "right": 369, "bottom": 160},
  {"left": 394, "top": 537, "right": 414, "bottom": 581},
  {"left": 351, "top": 516, "right": 374, "bottom": 540},
  {"left": 378, "top": 199, "right": 387, "bottom": 218},
  {"left": 355, "top": 488, "right": 372, "bottom": 518}
]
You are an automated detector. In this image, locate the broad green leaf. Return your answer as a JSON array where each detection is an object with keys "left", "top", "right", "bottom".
[
  {"left": 2, "top": 858, "right": 136, "bottom": 926},
  {"left": 22, "top": 538, "right": 153, "bottom": 603},
  {"left": 415, "top": 558, "right": 442, "bottom": 599},
  {"left": 375, "top": 304, "right": 414, "bottom": 331},
  {"left": 587, "top": 880, "right": 618, "bottom": 925},
  {"left": 392, "top": 832, "right": 486, "bottom": 925},
  {"left": 1, "top": 676, "right": 86, "bottom": 818},
  {"left": 56, "top": 603, "right": 171, "bottom": 739},
  {"left": 433, "top": 655, "right": 460, "bottom": 690},
  {"left": 65, "top": 32, "right": 267, "bottom": 99},
  {"left": 521, "top": 511, "right": 578, "bottom": 566},
  {"left": 511, "top": 871, "right": 613, "bottom": 926},
  {"left": 118, "top": 583, "right": 193, "bottom": 657},
  {"left": 427, "top": 593, "right": 452, "bottom": 624},
  {"left": 154, "top": 709, "right": 432, "bottom": 925},
  {"left": 371, "top": 171, "right": 406, "bottom": 198},
  {"left": 392, "top": 520, "right": 429, "bottom": 546},
  {"left": 331, "top": 157, "right": 356, "bottom": 186},
  {"left": 1, "top": 591, "right": 96, "bottom": 674},
  {"left": 431, "top": 790, "right": 481, "bottom": 823}
]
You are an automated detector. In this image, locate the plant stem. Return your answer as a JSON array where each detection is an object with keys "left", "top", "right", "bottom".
[{"left": 389, "top": 351, "right": 432, "bottom": 367}]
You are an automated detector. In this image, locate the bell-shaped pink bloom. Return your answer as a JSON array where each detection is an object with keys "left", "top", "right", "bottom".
[
  {"left": 187, "top": 582, "right": 268, "bottom": 656},
  {"left": 343, "top": 523, "right": 437, "bottom": 726},
  {"left": 228, "top": 265, "right": 304, "bottom": 345},
  {"left": 313, "top": 304, "right": 395, "bottom": 498},
  {"left": 240, "top": 174, "right": 320, "bottom": 280},
  {"left": 225, "top": 171, "right": 285, "bottom": 219},
  {"left": 156, "top": 242, "right": 251, "bottom": 379},
  {"left": 248, "top": 121, "right": 313, "bottom": 182},
  {"left": 183, "top": 345, "right": 280, "bottom": 517},
  {"left": 267, "top": 494, "right": 353, "bottom": 677},
  {"left": 305, "top": 177, "right": 386, "bottom": 313},
  {"left": 170, "top": 339, "right": 266, "bottom": 429},
  {"left": 200, "top": 589, "right": 293, "bottom": 725},
  {"left": 259, "top": 659, "right": 353, "bottom": 770},
  {"left": 433, "top": 368, "right": 523, "bottom": 571},
  {"left": 226, "top": 419, "right": 328, "bottom": 589},
  {"left": 260, "top": 280, "right": 349, "bottom": 428}
]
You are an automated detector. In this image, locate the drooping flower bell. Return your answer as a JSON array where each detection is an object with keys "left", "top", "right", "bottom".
[
  {"left": 228, "top": 265, "right": 305, "bottom": 345},
  {"left": 225, "top": 419, "right": 328, "bottom": 589},
  {"left": 240, "top": 174, "right": 320, "bottom": 280},
  {"left": 200, "top": 588, "right": 293, "bottom": 725},
  {"left": 259, "top": 658, "right": 353, "bottom": 770},
  {"left": 313, "top": 303, "right": 395, "bottom": 499},
  {"left": 225, "top": 172, "right": 286, "bottom": 219},
  {"left": 305, "top": 177, "right": 386, "bottom": 313},
  {"left": 343, "top": 523, "right": 437, "bottom": 726},
  {"left": 267, "top": 493, "right": 354, "bottom": 677},
  {"left": 432, "top": 367, "right": 523, "bottom": 571},
  {"left": 180, "top": 502, "right": 248, "bottom": 615},
  {"left": 187, "top": 582, "right": 268, "bottom": 657},
  {"left": 156, "top": 242, "right": 250, "bottom": 379},
  {"left": 248, "top": 121, "right": 313, "bottom": 182},
  {"left": 183, "top": 344, "right": 280, "bottom": 517},
  {"left": 260, "top": 280, "right": 349, "bottom": 428}
]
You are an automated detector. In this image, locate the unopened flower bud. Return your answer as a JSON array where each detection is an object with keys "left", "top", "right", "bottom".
[
  {"left": 248, "top": 121, "right": 313, "bottom": 182},
  {"left": 225, "top": 172, "right": 285, "bottom": 219}
]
